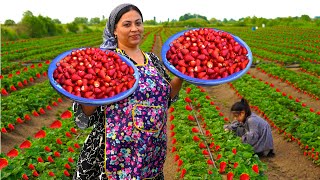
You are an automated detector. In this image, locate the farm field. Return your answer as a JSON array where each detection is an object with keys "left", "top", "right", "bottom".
[{"left": 1, "top": 26, "right": 320, "bottom": 179}]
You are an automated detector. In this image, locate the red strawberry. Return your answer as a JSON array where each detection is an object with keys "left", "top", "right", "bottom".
[
  {"left": 185, "top": 105, "right": 192, "bottom": 111},
  {"left": 232, "top": 148, "right": 237, "bottom": 155},
  {"left": 240, "top": 173, "right": 250, "bottom": 180},
  {"left": 68, "top": 157, "right": 74, "bottom": 163},
  {"left": 169, "top": 115, "right": 174, "bottom": 121},
  {"left": 210, "top": 101, "right": 215, "bottom": 105},
  {"left": 172, "top": 138, "right": 177, "bottom": 144},
  {"left": 70, "top": 127, "right": 77, "bottom": 134},
  {"left": 180, "top": 168, "right": 187, "bottom": 178},
  {"left": 219, "top": 112, "right": 224, "bottom": 116},
  {"left": 64, "top": 163, "right": 71, "bottom": 169},
  {"left": 174, "top": 155, "right": 180, "bottom": 161},
  {"left": 219, "top": 161, "right": 227, "bottom": 173},
  {"left": 50, "top": 120, "right": 62, "bottom": 128},
  {"left": 61, "top": 110, "right": 72, "bottom": 119},
  {"left": 193, "top": 135, "right": 200, "bottom": 141},
  {"left": 48, "top": 156, "right": 54, "bottom": 163},
  {"left": 39, "top": 108, "right": 45, "bottom": 114},
  {"left": 0, "top": 158, "right": 8, "bottom": 170},
  {"left": 202, "top": 150, "right": 209, "bottom": 155},
  {"left": 52, "top": 101, "right": 58, "bottom": 106},
  {"left": 64, "top": 170, "right": 70, "bottom": 177},
  {"left": 188, "top": 115, "right": 195, "bottom": 121},
  {"left": 170, "top": 132, "right": 175, "bottom": 137},
  {"left": 17, "top": 81, "right": 24, "bottom": 88},
  {"left": 32, "top": 110, "right": 39, "bottom": 117},
  {"left": 10, "top": 85, "right": 17, "bottom": 91},
  {"left": 199, "top": 142, "right": 206, "bottom": 149},
  {"left": 22, "top": 174, "right": 29, "bottom": 180},
  {"left": 215, "top": 145, "right": 221, "bottom": 151},
  {"left": 295, "top": 98, "right": 300, "bottom": 102},
  {"left": 177, "top": 159, "right": 183, "bottom": 166},
  {"left": 209, "top": 142, "right": 215, "bottom": 149},
  {"left": 302, "top": 103, "right": 307, "bottom": 107},
  {"left": 224, "top": 117, "right": 229, "bottom": 121},
  {"left": 36, "top": 73, "right": 41, "bottom": 78},
  {"left": 1, "top": 88, "right": 8, "bottom": 95},
  {"left": 227, "top": 172, "right": 234, "bottom": 180},
  {"left": 192, "top": 127, "right": 199, "bottom": 133},
  {"left": 216, "top": 106, "right": 220, "bottom": 110},
  {"left": 74, "top": 143, "right": 81, "bottom": 149},
  {"left": 234, "top": 162, "right": 239, "bottom": 168},
  {"left": 8, "top": 123, "right": 14, "bottom": 130},
  {"left": 37, "top": 157, "right": 44, "bottom": 163},
  {"left": 184, "top": 97, "right": 192, "bottom": 103},
  {"left": 207, "top": 159, "right": 214, "bottom": 165},
  {"left": 1, "top": 127, "right": 7, "bottom": 133},
  {"left": 57, "top": 98, "right": 63, "bottom": 102},
  {"left": 54, "top": 151, "right": 61, "bottom": 157},
  {"left": 169, "top": 107, "right": 174, "bottom": 113},
  {"left": 23, "top": 79, "right": 28, "bottom": 85},
  {"left": 252, "top": 164, "right": 259, "bottom": 173},
  {"left": 44, "top": 146, "right": 51, "bottom": 152},
  {"left": 171, "top": 146, "right": 177, "bottom": 153},
  {"left": 7, "top": 149, "right": 19, "bottom": 157},
  {"left": 170, "top": 124, "right": 175, "bottom": 130},
  {"left": 56, "top": 138, "right": 63, "bottom": 145},
  {"left": 46, "top": 105, "right": 52, "bottom": 110},
  {"left": 35, "top": 130, "right": 46, "bottom": 138},
  {"left": 24, "top": 114, "right": 31, "bottom": 121},
  {"left": 48, "top": 171, "right": 55, "bottom": 177},
  {"left": 16, "top": 117, "right": 24, "bottom": 123},
  {"left": 66, "top": 132, "right": 72, "bottom": 138},
  {"left": 186, "top": 87, "right": 191, "bottom": 94},
  {"left": 216, "top": 154, "right": 222, "bottom": 160},
  {"left": 28, "top": 163, "right": 35, "bottom": 170},
  {"left": 68, "top": 146, "right": 75, "bottom": 152},
  {"left": 20, "top": 140, "right": 32, "bottom": 149}
]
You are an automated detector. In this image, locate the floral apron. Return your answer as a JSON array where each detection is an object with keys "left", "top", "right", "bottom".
[{"left": 104, "top": 52, "right": 171, "bottom": 180}]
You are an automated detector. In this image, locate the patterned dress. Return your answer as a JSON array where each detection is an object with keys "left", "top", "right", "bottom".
[{"left": 72, "top": 50, "right": 176, "bottom": 180}]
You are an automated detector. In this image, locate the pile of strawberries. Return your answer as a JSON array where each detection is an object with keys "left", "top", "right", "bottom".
[
  {"left": 166, "top": 28, "right": 250, "bottom": 80},
  {"left": 53, "top": 48, "right": 136, "bottom": 99}
]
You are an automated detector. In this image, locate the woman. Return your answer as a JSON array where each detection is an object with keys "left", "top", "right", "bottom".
[
  {"left": 224, "top": 99, "right": 275, "bottom": 157},
  {"left": 72, "top": 3, "right": 183, "bottom": 180}
]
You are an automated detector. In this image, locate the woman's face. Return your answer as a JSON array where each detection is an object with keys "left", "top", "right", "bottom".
[
  {"left": 232, "top": 111, "right": 246, "bottom": 123},
  {"left": 114, "top": 10, "right": 144, "bottom": 49}
]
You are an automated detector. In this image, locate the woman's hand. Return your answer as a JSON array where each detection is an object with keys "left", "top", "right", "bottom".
[{"left": 170, "top": 77, "right": 183, "bottom": 99}]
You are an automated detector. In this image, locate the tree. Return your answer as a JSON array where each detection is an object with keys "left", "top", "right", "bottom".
[
  {"left": 53, "top": 19, "right": 61, "bottom": 24},
  {"left": 73, "top": 17, "right": 88, "bottom": 24},
  {"left": 4, "top": 19, "right": 16, "bottom": 26},
  {"left": 89, "top": 17, "right": 100, "bottom": 25},
  {"left": 300, "top": 15, "right": 311, "bottom": 21},
  {"left": 20, "top": 10, "right": 47, "bottom": 37},
  {"left": 144, "top": 20, "right": 156, "bottom": 25},
  {"left": 66, "top": 22, "right": 79, "bottom": 33}
]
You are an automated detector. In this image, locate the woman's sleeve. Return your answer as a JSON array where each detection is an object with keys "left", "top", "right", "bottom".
[
  {"left": 241, "top": 118, "right": 259, "bottom": 145},
  {"left": 147, "top": 52, "right": 179, "bottom": 105},
  {"left": 224, "top": 121, "right": 246, "bottom": 137},
  {"left": 72, "top": 102, "right": 104, "bottom": 129}
]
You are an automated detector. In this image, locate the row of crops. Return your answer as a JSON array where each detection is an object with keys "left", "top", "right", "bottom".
[{"left": 1, "top": 26, "right": 319, "bottom": 179}]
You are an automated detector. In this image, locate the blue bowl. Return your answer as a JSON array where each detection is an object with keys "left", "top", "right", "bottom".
[
  {"left": 161, "top": 28, "right": 253, "bottom": 86},
  {"left": 48, "top": 48, "right": 139, "bottom": 106}
]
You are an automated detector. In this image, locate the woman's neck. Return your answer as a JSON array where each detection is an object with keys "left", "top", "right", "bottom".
[{"left": 119, "top": 46, "right": 144, "bottom": 64}]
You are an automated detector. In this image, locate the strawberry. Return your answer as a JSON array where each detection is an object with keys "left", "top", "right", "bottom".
[
  {"left": 219, "top": 112, "right": 224, "bottom": 116},
  {"left": 0, "top": 158, "right": 8, "bottom": 170},
  {"left": 216, "top": 154, "right": 222, "bottom": 160},
  {"left": 68, "top": 157, "right": 74, "bottom": 163},
  {"left": 52, "top": 101, "right": 58, "bottom": 106},
  {"left": 227, "top": 172, "right": 234, "bottom": 180},
  {"left": 16, "top": 117, "right": 24, "bottom": 123},
  {"left": 169, "top": 107, "right": 174, "bottom": 113},
  {"left": 192, "top": 127, "right": 199, "bottom": 133},
  {"left": 34, "top": 129, "right": 46, "bottom": 138},
  {"left": 32, "top": 110, "right": 39, "bottom": 117},
  {"left": 172, "top": 138, "right": 177, "bottom": 144},
  {"left": 188, "top": 115, "right": 195, "bottom": 121},
  {"left": 56, "top": 138, "right": 63, "bottom": 145},
  {"left": 169, "top": 115, "right": 174, "bottom": 121},
  {"left": 193, "top": 135, "right": 200, "bottom": 141},
  {"left": 207, "top": 159, "right": 214, "bottom": 165},
  {"left": 68, "top": 146, "right": 75, "bottom": 152},
  {"left": 202, "top": 150, "right": 209, "bottom": 155},
  {"left": 39, "top": 108, "right": 45, "bottom": 114},
  {"left": 17, "top": 81, "right": 24, "bottom": 88},
  {"left": 20, "top": 140, "right": 32, "bottom": 149},
  {"left": 184, "top": 97, "right": 192, "bottom": 103},
  {"left": 22, "top": 174, "right": 29, "bottom": 180},
  {"left": 174, "top": 155, "right": 180, "bottom": 161},
  {"left": 233, "top": 162, "right": 239, "bottom": 168},
  {"left": 48, "top": 156, "right": 54, "bottom": 163},
  {"left": 57, "top": 98, "right": 63, "bottom": 102},
  {"left": 1, "top": 88, "right": 8, "bottom": 95},
  {"left": 171, "top": 146, "right": 177, "bottom": 153},
  {"left": 54, "top": 151, "right": 61, "bottom": 157},
  {"left": 8, "top": 123, "right": 14, "bottom": 130},
  {"left": 180, "top": 168, "right": 187, "bottom": 178},
  {"left": 74, "top": 143, "right": 81, "bottom": 149},
  {"left": 219, "top": 161, "right": 227, "bottom": 173},
  {"left": 177, "top": 159, "right": 183, "bottom": 166},
  {"left": 46, "top": 105, "right": 52, "bottom": 110},
  {"left": 64, "top": 163, "right": 71, "bottom": 169},
  {"left": 61, "top": 110, "right": 72, "bottom": 119},
  {"left": 36, "top": 73, "right": 41, "bottom": 78},
  {"left": 7, "top": 149, "right": 19, "bottom": 157},
  {"left": 10, "top": 85, "right": 17, "bottom": 91},
  {"left": 170, "top": 131, "right": 175, "bottom": 137},
  {"left": 170, "top": 124, "right": 175, "bottom": 130},
  {"left": 186, "top": 87, "right": 191, "bottom": 94},
  {"left": 64, "top": 170, "right": 70, "bottom": 177},
  {"left": 215, "top": 145, "right": 221, "bottom": 151},
  {"left": 232, "top": 148, "right": 237, "bottom": 154},
  {"left": 44, "top": 146, "right": 51, "bottom": 152},
  {"left": 28, "top": 163, "right": 35, "bottom": 170},
  {"left": 240, "top": 173, "right": 250, "bottom": 180},
  {"left": 24, "top": 114, "right": 31, "bottom": 121},
  {"left": 48, "top": 171, "right": 55, "bottom": 177},
  {"left": 1, "top": 128, "right": 7, "bottom": 133},
  {"left": 199, "top": 142, "right": 206, "bottom": 149},
  {"left": 252, "top": 164, "right": 259, "bottom": 173},
  {"left": 50, "top": 120, "right": 62, "bottom": 128},
  {"left": 37, "top": 157, "right": 44, "bottom": 163},
  {"left": 66, "top": 132, "right": 72, "bottom": 138},
  {"left": 70, "top": 127, "right": 77, "bottom": 134}
]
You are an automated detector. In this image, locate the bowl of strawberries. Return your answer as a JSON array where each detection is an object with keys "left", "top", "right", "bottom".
[
  {"left": 161, "top": 28, "right": 253, "bottom": 86},
  {"left": 48, "top": 47, "right": 139, "bottom": 105}
]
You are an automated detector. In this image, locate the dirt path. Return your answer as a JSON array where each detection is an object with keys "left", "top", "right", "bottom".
[
  {"left": 1, "top": 98, "right": 72, "bottom": 154},
  {"left": 152, "top": 33, "right": 177, "bottom": 179},
  {"left": 204, "top": 79, "right": 320, "bottom": 180}
]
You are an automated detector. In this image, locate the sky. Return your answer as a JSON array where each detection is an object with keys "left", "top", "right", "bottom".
[{"left": 0, "top": 0, "right": 319, "bottom": 24}]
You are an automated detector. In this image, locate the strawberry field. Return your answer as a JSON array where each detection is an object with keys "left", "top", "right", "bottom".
[{"left": 1, "top": 26, "right": 320, "bottom": 179}]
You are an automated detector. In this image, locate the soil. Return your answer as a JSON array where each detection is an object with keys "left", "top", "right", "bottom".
[{"left": 2, "top": 34, "right": 320, "bottom": 180}]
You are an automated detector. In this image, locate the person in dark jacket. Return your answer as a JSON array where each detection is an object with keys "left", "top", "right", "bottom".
[{"left": 224, "top": 98, "right": 275, "bottom": 157}]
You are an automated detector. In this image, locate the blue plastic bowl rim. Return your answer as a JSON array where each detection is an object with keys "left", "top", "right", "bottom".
[
  {"left": 161, "top": 28, "right": 253, "bottom": 86},
  {"left": 48, "top": 47, "right": 140, "bottom": 106}
]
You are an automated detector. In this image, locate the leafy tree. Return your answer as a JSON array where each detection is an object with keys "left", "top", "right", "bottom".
[
  {"left": 89, "top": 17, "right": 100, "bottom": 25},
  {"left": 144, "top": 20, "right": 156, "bottom": 25},
  {"left": 53, "top": 19, "right": 61, "bottom": 24},
  {"left": 300, "top": 15, "right": 311, "bottom": 22},
  {"left": 66, "top": 22, "right": 79, "bottom": 33},
  {"left": 4, "top": 19, "right": 16, "bottom": 26},
  {"left": 20, "top": 11, "right": 47, "bottom": 37},
  {"left": 73, "top": 17, "right": 88, "bottom": 24}
]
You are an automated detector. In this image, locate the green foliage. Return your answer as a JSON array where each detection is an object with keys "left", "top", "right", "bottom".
[
  {"left": 73, "top": 17, "right": 88, "bottom": 25},
  {"left": 66, "top": 22, "right": 79, "bottom": 33},
  {"left": 89, "top": 17, "right": 100, "bottom": 25},
  {"left": 4, "top": 19, "right": 16, "bottom": 26},
  {"left": 179, "top": 13, "right": 208, "bottom": 21}
]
